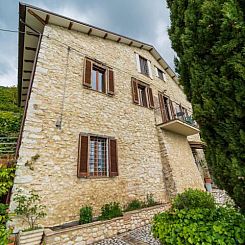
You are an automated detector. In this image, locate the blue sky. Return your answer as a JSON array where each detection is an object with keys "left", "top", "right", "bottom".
[{"left": 0, "top": 0, "right": 175, "bottom": 87}]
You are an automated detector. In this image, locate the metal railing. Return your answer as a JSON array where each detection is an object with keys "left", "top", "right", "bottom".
[
  {"left": 155, "top": 99, "right": 199, "bottom": 128},
  {"left": 0, "top": 136, "right": 18, "bottom": 157}
]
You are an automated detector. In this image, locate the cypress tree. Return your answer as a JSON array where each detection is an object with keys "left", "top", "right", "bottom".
[{"left": 166, "top": 0, "right": 245, "bottom": 211}]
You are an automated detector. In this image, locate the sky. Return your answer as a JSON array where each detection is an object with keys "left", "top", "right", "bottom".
[{"left": 0, "top": 0, "right": 176, "bottom": 87}]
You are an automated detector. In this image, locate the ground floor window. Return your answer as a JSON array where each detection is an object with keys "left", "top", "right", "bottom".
[{"left": 89, "top": 136, "right": 108, "bottom": 176}]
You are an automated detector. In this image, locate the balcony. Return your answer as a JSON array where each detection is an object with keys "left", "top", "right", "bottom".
[{"left": 155, "top": 98, "right": 200, "bottom": 136}]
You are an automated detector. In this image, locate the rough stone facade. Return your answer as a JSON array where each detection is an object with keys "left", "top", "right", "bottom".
[
  {"left": 44, "top": 204, "right": 169, "bottom": 245},
  {"left": 10, "top": 24, "right": 204, "bottom": 228}
]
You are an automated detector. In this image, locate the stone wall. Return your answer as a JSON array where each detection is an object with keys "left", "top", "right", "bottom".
[
  {"left": 10, "top": 24, "right": 204, "bottom": 229},
  {"left": 44, "top": 204, "right": 169, "bottom": 245}
]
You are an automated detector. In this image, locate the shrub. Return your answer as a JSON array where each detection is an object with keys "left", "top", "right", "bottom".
[
  {"left": 79, "top": 206, "right": 93, "bottom": 224},
  {"left": 13, "top": 189, "right": 46, "bottom": 230},
  {"left": 172, "top": 188, "right": 216, "bottom": 210},
  {"left": 0, "top": 203, "right": 10, "bottom": 225},
  {"left": 0, "top": 165, "right": 15, "bottom": 198},
  {"left": 99, "top": 202, "right": 122, "bottom": 220},
  {"left": 124, "top": 199, "right": 142, "bottom": 212},
  {"left": 152, "top": 207, "right": 245, "bottom": 245},
  {"left": 146, "top": 193, "right": 157, "bottom": 207}
]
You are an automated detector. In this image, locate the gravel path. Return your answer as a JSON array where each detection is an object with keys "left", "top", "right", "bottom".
[{"left": 94, "top": 225, "right": 161, "bottom": 245}]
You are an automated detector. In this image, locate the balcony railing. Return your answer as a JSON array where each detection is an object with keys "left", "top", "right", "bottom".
[{"left": 155, "top": 99, "right": 200, "bottom": 136}]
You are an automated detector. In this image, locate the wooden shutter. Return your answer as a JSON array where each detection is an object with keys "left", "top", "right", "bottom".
[
  {"left": 147, "top": 60, "right": 153, "bottom": 79},
  {"left": 155, "top": 67, "right": 159, "bottom": 77},
  {"left": 169, "top": 100, "right": 175, "bottom": 120},
  {"left": 159, "top": 93, "right": 167, "bottom": 123},
  {"left": 131, "top": 78, "right": 139, "bottom": 104},
  {"left": 83, "top": 59, "right": 92, "bottom": 87},
  {"left": 77, "top": 134, "right": 89, "bottom": 177},
  {"left": 147, "top": 87, "right": 154, "bottom": 109},
  {"left": 135, "top": 53, "right": 141, "bottom": 72},
  {"left": 108, "top": 69, "right": 115, "bottom": 95},
  {"left": 109, "top": 139, "right": 118, "bottom": 177}
]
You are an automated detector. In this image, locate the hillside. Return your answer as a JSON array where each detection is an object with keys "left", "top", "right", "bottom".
[{"left": 0, "top": 86, "right": 23, "bottom": 137}]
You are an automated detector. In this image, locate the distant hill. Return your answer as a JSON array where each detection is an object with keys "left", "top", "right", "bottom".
[{"left": 0, "top": 86, "right": 23, "bottom": 136}]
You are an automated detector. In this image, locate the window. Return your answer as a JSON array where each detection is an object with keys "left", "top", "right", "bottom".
[
  {"left": 91, "top": 65, "right": 106, "bottom": 93},
  {"left": 131, "top": 78, "right": 154, "bottom": 109},
  {"left": 158, "top": 69, "right": 165, "bottom": 81},
  {"left": 83, "top": 58, "right": 115, "bottom": 95},
  {"left": 159, "top": 93, "right": 174, "bottom": 123},
  {"left": 155, "top": 67, "right": 166, "bottom": 81},
  {"left": 135, "top": 53, "right": 153, "bottom": 79},
  {"left": 77, "top": 134, "right": 118, "bottom": 178},
  {"left": 139, "top": 56, "right": 149, "bottom": 76},
  {"left": 138, "top": 84, "right": 148, "bottom": 107},
  {"left": 89, "top": 137, "right": 108, "bottom": 176}
]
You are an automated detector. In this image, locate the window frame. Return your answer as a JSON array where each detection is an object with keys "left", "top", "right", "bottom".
[
  {"left": 89, "top": 136, "right": 109, "bottom": 177},
  {"left": 139, "top": 55, "right": 149, "bottom": 77},
  {"left": 155, "top": 66, "right": 166, "bottom": 81},
  {"left": 91, "top": 64, "right": 106, "bottom": 93},
  {"left": 137, "top": 82, "right": 149, "bottom": 108}
]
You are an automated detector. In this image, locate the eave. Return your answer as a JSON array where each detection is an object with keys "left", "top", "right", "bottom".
[{"left": 18, "top": 2, "right": 179, "bottom": 107}]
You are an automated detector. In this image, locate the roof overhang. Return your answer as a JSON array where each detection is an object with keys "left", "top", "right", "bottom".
[{"left": 18, "top": 2, "right": 179, "bottom": 107}]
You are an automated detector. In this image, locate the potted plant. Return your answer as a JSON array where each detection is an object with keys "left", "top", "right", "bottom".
[{"left": 13, "top": 189, "right": 46, "bottom": 245}]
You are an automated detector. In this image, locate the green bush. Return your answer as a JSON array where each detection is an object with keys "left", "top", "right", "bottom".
[
  {"left": 146, "top": 193, "right": 157, "bottom": 207},
  {"left": 172, "top": 189, "right": 216, "bottom": 210},
  {"left": 124, "top": 199, "right": 142, "bottom": 212},
  {"left": 0, "top": 203, "right": 10, "bottom": 225},
  {"left": 0, "top": 165, "right": 15, "bottom": 198},
  {"left": 0, "top": 225, "right": 11, "bottom": 245},
  {"left": 99, "top": 202, "right": 122, "bottom": 220},
  {"left": 79, "top": 206, "right": 93, "bottom": 224},
  {"left": 152, "top": 207, "right": 245, "bottom": 245}
]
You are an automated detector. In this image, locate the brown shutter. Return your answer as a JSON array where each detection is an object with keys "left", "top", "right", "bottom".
[
  {"left": 102, "top": 70, "right": 106, "bottom": 93},
  {"left": 109, "top": 139, "right": 118, "bottom": 177},
  {"left": 169, "top": 100, "right": 175, "bottom": 120},
  {"left": 131, "top": 78, "right": 139, "bottom": 104},
  {"left": 147, "top": 87, "right": 154, "bottom": 109},
  {"left": 159, "top": 93, "right": 167, "bottom": 123},
  {"left": 83, "top": 59, "right": 92, "bottom": 87},
  {"left": 77, "top": 134, "right": 89, "bottom": 177},
  {"left": 108, "top": 69, "right": 115, "bottom": 95}
]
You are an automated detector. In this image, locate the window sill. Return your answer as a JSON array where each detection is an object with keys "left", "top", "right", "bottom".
[
  {"left": 78, "top": 176, "right": 117, "bottom": 179},
  {"left": 83, "top": 86, "right": 114, "bottom": 97}
]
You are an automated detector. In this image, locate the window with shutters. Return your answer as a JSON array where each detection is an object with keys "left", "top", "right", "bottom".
[
  {"left": 77, "top": 134, "right": 118, "bottom": 178},
  {"left": 83, "top": 58, "right": 115, "bottom": 95},
  {"left": 139, "top": 56, "right": 149, "bottom": 76},
  {"left": 131, "top": 78, "right": 154, "bottom": 109}
]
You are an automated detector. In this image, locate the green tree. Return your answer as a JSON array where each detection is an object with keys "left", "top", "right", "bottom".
[{"left": 166, "top": 0, "right": 245, "bottom": 211}]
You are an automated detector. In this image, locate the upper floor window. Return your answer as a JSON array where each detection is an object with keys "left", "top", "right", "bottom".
[
  {"left": 139, "top": 56, "right": 149, "bottom": 76},
  {"left": 131, "top": 78, "right": 154, "bottom": 109},
  {"left": 135, "top": 53, "right": 153, "bottom": 79},
  {"left": 77, "top": 134, "right": 118, "bottom": 178},
  {"left": 83, "top": 58, "right": 115, "bottom": 95},
  {"left": 155, "top": 67, "right": 166, "bottom": 81},
  {"left": 91, "top": 65, "right": 106, "bottom": 93}
]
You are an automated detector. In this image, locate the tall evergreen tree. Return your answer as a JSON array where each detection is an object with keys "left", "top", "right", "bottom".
[{"left": 166, "top": 0, "right": 245, "bottom": 211}]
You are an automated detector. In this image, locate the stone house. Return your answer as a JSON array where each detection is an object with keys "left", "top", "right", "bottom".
[{"left": 10, "top": 3, "right": 206, "bottom": 228}]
